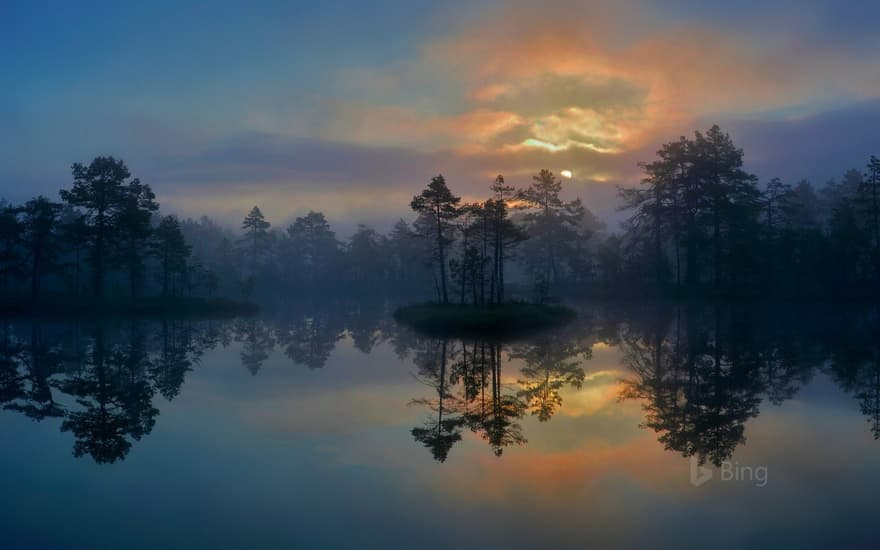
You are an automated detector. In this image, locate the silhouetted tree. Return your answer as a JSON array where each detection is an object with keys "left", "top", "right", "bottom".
[
  {"left": 151, "top": 216, "right": 191, "bottom": 297},
  {"left": 115, "top": 179, "right": 159, "bottom": 298},
  {"left": 488, "top": 174, "right": 525, "bottom": 303},
  {"left": 411, "top": 175, "right": 461, "bottom": 304},
  {"left": 20, "top": 197, "right": 62, "bottom": 298},
  {"left": 58, "top": 206, "right": 89, "bottom": 296},
  {"left": 284, "top": 211, "right": 340, "bottom": 283},
  {"left": 517, "top": 169, "right": 586, "bottom": 293},
  {"left": 385, "top": 218, "right": 426, "bottom": 285},
  {"left": 60, "top": 157, "right": 143, "bottom": 297},
  {"left": 0, "top": 204, "right": 22, "bottom": 291},
  {"left": 239, "top": 206, "right": 272, "bottom": 276},
  {"left": 346, "top": 224, "right": 385, "bottom": 282},
  {"left": 858, "top": 156, "right": 880, "bottom": 282}
]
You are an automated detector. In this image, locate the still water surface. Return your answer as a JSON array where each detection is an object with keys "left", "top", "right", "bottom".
[{"left": 1, "top": 301, "right": 879, "bottom": 549}]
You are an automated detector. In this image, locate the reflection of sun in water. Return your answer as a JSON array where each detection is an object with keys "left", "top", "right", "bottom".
[{"left": 561, "top": 170, "right": 573, "bottom": 179}]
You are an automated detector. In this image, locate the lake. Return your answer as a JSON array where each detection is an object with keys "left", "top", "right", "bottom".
[{"left": 1, "top": 300, "right": 878, "bottom": 549}]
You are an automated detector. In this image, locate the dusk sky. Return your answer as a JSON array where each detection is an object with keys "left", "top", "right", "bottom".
[{"left": 3, "top": 0, "right": 880, "bottom": 232}]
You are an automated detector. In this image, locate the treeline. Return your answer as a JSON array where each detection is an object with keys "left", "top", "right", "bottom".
[
  {"left": 0, "top": 157, "right": 207, "bottom": 301},
  {"left": 4, "top": 125, "right": 878, "bottom": 301},
  {"left": 186, "top": 124, "right": 880, "bottom": 302},
  {"left": 617, "top": 125, "right": 880, "bottom": 298}
]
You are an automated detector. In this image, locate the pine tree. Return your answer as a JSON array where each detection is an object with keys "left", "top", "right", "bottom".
[
  {"left": 151, "top": 216, "right": 191, "bottom": 297},
  {"left": 20, "top": 196, "right": 62, "bottom": 298},
  {"left": 410, "top": 175, "right": 461, "bottom": 304},
  {"left": 238, "top": 206, "right": 272, "bottom": 276}
]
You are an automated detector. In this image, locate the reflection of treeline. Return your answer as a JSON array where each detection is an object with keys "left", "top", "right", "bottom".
[
  {"left": 0, "top": 302, "right": 387, "bottom": 464},
  {"left": 7, "top": 126, "right": 877, "bottom": 300},
  {"left": 617, "top": 304, "right": 880, "bottom": 466},
  {"left": 4, "top": 303, "right": 880, "bottom": 465},
  {"left": 0, "top": 319, "right": 216, "bottom": 463}
]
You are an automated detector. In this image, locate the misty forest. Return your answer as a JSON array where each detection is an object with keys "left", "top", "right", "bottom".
[{"left": 1, "top": 125, "right": 878, "bottom": 309}]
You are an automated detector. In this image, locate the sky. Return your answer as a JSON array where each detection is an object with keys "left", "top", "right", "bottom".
[{"left": 2, "top": 0, "right": 880, "bottom": 233}]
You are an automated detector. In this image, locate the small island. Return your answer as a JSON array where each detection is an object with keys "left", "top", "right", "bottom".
[{"left": 394, "top": 174, "right": 576, "bottom": 338}]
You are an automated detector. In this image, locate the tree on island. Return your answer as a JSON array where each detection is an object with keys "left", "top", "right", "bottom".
[
  {"left": 488, "top": 174, "right": 524, "bottom": 304},
  {"left": 411, "top": 175, "right": 461, "bottom": 304}
]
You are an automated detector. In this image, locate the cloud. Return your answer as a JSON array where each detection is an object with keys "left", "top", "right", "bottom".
[{"left": 300, "top": 0, "right": 880, "bottom": 165}]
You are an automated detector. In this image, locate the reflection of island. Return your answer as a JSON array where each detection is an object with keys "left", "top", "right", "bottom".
[{"left": 406, "top": 330, "right": 591, "bottom": 461}]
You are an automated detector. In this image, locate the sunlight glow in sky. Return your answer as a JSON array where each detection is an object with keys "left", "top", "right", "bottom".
[{"left": 2, "top": 0, "right": 880, "bottom": 230}]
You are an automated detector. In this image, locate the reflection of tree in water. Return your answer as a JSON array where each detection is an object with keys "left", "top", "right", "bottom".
[
  {"left": 274, "top": 308, "right": 344, "bottom": 370},
  {"left": 3, "top": 324, "right": 65, "bottom": 420},
  {"left": 344, "top": 300, "right": 389, "bottom": 354},
  {"left": 410, "top": 335, "right": 596, "bottom": 461},
  {"left": 618, "top": 305, "right": 820, "bottom": 466},
  {"left": 57, "top": 324, "right": 158, "bottom": 464},
  {"left": 410, "top": 339, "right": 465, "bottom": 462},
  {"left": 511, "top": 336, "right": 589, "bottom": 422},
  {"left": 466, "top": 342, "right": 526, "bottom": 456},
  {"left": 235, "top": 318, "right": 275, "bottom": 375},
  {"left": 826, "top": 308, "right": 880, "bottom": 439},
  {"left": 0, "top": 324, "right": 25, "bottom": 410},
  {"left": 0, "top": 320, "right": 220, "bottom": 464},
  {"left": 151, "top": 320, "right": 184, "bottom": 398}
]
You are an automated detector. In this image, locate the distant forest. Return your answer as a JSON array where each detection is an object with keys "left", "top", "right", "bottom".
[{"left": 1, "top": 124, "right": 878, "bottom": 302}]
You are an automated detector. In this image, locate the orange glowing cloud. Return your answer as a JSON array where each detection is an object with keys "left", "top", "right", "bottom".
[{"left": 312, "top": 0, "right": 880, "bottom": 168}]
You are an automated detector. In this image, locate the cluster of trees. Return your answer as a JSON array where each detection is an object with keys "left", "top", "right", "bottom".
[
  {"left": 409, "top": 171, "right": 596, "bottom": 304},
  {"left": 178, "top": 170, "right": 597, "bottom": 303},
  {"left": 617, "top": 125, "right": 880, "bottom": 297},
  {"left": 0, "top": 157, "right": 202, "bottom": 300}
]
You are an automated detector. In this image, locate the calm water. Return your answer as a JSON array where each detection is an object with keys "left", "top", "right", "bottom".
[{"left": 1, "top": 301, "right": 879, "bottom": 549}]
